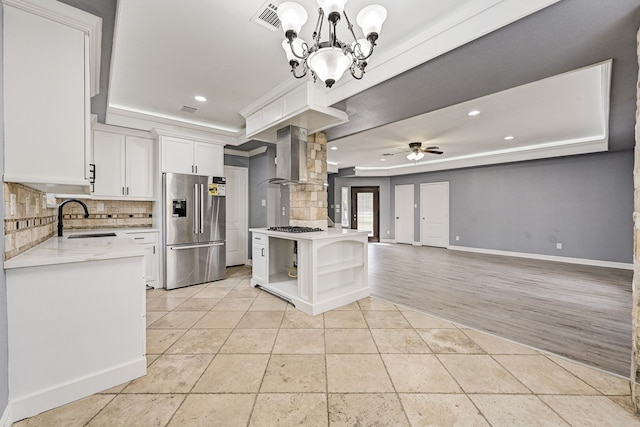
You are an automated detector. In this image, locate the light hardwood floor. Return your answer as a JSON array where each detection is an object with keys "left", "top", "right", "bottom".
[{"left": 368, "top": 243, "right": 633, "bottom": 377}]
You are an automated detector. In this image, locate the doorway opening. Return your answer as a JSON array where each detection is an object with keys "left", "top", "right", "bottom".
[{"left": 351, "top": 186, "right": 380, "bottom": 242}]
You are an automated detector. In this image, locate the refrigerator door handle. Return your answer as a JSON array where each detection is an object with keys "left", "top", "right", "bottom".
[
  {"left": 170, "top": 242, "right": 224, "bottom": 250},
  {"left": 200, "top": 183, "right": 204, "bottom": 234},
  {"left": 193, "top": 183, "right": 199, "bottom": 235}
]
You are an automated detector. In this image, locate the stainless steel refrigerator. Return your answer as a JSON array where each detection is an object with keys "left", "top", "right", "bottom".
[{"left": 163, "top": 172, "right": 226, "bottom": 290}]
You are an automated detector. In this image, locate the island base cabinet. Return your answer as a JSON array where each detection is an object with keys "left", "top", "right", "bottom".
[
  {"left": 249, "top": 229, "right": 369, "bottom": 315},
  {"left": 6, "top": 256, "right": 147, "bottom": 422}
]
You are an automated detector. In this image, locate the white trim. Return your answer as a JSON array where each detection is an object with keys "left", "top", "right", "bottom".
[
  {"left": 151, "top": 128, "right": 228, "bottom": 146},
  {"left": 413, "top": 241, "right": 422, "bottom": 246},
  {"left": 224, "top": 146, "right": 268, "bottom": 158},
  {"left": 106, "top": 107, "right": 243, "bottom": 145},
  {"left": 8, "top": 357, "right": 146, "bottom": 423},
  {"left": 448, "top": 245, "right": 633, "bottom": 270},
  {"left": 0, "top": 402, "right": 12, "bottom": 427},
  {"left": 380, "top": 238, "right": 395, "bottom": 244}
]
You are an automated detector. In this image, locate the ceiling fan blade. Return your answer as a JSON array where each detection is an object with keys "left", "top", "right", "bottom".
[{"left": 428, "top": 150, "right": 444, "bottom": 155}]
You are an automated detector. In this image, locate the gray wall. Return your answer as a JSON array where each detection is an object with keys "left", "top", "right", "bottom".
[
  {"left": 386, "top": 150, "right": 632, "bottom": 263},
  {"left": 0, "top": 2, "right": 9, "bottom": 416}
]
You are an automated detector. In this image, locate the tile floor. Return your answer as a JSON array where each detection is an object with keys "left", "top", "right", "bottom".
[{"left": 14, "top": 266, "right": 640, "bottom": 426}]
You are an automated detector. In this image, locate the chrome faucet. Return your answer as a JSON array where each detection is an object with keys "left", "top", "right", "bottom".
[{"left": 58, "top": 199, "right": 90, "bottom": 237}]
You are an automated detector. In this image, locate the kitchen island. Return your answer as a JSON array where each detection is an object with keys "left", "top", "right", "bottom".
[
  {"left": 250, "top": 228, "right": 369, "bottom": 315},
  {"left": 4, "top": 232, "right": 147, "bottom": 421}
]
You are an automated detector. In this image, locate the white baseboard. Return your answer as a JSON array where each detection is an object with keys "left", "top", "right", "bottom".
[
  {"left": 8, "top": 357, "right": 146, "bottom": 424},
  {"left": 448, "top": 245, "right": 632, "bottom": 270},
  {"left": 0, "top": 401, "right": 12, "bottom": 427},
  {"left": 380, "top": 239, "right": 395, "bottom": 243}
]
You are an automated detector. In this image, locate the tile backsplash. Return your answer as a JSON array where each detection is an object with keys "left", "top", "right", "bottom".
[{"left": 3, "top": 182, "right": 154, "bottom": 260}]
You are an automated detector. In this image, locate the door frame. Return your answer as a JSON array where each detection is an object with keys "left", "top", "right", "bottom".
[
  {"left": 224, "top": 165, "right": 249, "bottom": 266},
  {"left": 420, "top": 181, "right": 450, "bottom": 248},
  {"left": 351, "top": 186, "right": 380, "bottom": 242}
]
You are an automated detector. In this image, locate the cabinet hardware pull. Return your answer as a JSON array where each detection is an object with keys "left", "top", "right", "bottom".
[
  {"left": 261, "top": 248, "right": 265, "bottom": 256},
  {"left": 134, "top": 237, "right": 144, "bottom": 240},
  {"left": 122, "top": 187, "right": 125, "bottom": 195},
  {"left": 89, "top": 163, "right": 95, "bottom": 184},
  {"left": 152, "top": 246, "right": 155, "bottom": 254},
  {"left": 195, "top": 165, "right": 198, "bottom": 174},
  {"left": 126, "top": 187, "right": 129, "bottom": 195}
]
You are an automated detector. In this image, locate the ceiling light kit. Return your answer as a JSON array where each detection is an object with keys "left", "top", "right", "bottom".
[
  {"left": 406, "top": 142, "right": 443, "bottom": 161},
  {"left": 194, "top": 95, "right": 207, "bottom": 102},
  {"left": 277, "top": 0, "right": 387, "bottom": 88}
]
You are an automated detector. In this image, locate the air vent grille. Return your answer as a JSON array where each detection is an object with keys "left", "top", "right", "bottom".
[
  {"left": 179, "top": 105, "right": 198, "bottom": 114},
  {"left": 251, "top": 2, "right": 280, "bottom": 31}
]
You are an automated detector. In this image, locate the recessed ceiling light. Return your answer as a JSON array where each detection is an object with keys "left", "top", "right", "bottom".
[
  {"left": 330, "top": 146, "right": 338, "bottom": 151},
  {"left": 194, "top": 95, "right": 207, "bottom": 102},
  {"left": 468, "top": 110, "right": 480, "bottom": 116},
  {"left": 504, "top": 135, "right": 515, "bottom": 140},
  {"left": 380, "top": 158, "right": 386, "bottom": 162}
]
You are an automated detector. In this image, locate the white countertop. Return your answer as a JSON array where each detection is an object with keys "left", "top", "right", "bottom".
[
  {"left": 249, "top": 227, "right": 369, "bottom": 241},
  {"left": 4, "top": 230, "right": 150, "bottom": 270}
]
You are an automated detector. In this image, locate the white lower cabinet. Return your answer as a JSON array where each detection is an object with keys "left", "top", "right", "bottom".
[
  {"left": 252, "top": 233, "right": 267, "bottom": 285},
  {"left": 126, "top": 231, "right": 159, "bottom": 288}
]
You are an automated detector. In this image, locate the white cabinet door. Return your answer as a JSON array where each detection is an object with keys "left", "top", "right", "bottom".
[
  {"left": 195, "top": 143, "right": 224, "bottom": 176},
  {"left": 252, "top": 234, "right": 267, "bottom": 285},
  {"left": 4, "top": 5, "right": 88, "bottom": 190},
  {"left": 92, "top": 131, "right": 125, "bottom": 197},
  {"left": 125, "top": 136, "right": 154, "bottom": 198},
  {"left": 162, "top": 138, "right": 194, "bottom": 174},
  {"left": 127, "top": 232, "right": 159, "bottom": 288}
]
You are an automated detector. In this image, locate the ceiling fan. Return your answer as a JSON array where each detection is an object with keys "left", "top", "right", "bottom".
[{"left": 406, "top": 142, "right": 443, "bottom": 160}]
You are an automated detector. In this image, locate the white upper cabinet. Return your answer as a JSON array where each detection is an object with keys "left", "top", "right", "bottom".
[
  {"left": 92, "top": 129, "right": 154, "bottom": 200},
  {"left": 3, "top": 0, "right": 101, "bottom": 194},
  {"left": 160, "top": 136, "right": 224, "bottom": 177}
]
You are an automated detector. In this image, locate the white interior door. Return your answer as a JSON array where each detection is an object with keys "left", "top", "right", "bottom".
[
  {"left": 224, "top": 166, "right": 248, "bottom": 266},
  {"left": 395, "top": 184, "right": 414, "bottom": 244},
  {"left": 420, "top": 182, "right": 449, "bottom": 248}
]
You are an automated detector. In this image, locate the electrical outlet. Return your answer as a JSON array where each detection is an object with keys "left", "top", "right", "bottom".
[
  {"left": 96, "top": 202, "right": 105, "bottom": 212},
  {"left": 261, "top": 199, "right": 266, "bottom": 207},
  {"left": 414, "top": 204, "right": 417, "bottom": 208},
  {"left": 556, "top": 243, "right": 562, "bottom": 250},
  {"left": 456, "top": 235, "right": 460, "bottom": 241},
  {"left": 387, "top": 230, "right": 390, "bottom": 235},
  {"left": 25, "top": 196, "right": 30, "bottom": 215}
]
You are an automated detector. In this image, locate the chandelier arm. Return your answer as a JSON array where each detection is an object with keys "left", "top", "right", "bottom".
[
  {"left": 313, "top": 8, "right": 324, "bottom": 46},
  {"left": 349, "top": 60, "right": 365, "bottom": 80},
  {"left": 286, "top": 39, "right": 309, "bottom": 61},
  {"left": 343, "top": 11, "right": 359, "bottom": 44}
]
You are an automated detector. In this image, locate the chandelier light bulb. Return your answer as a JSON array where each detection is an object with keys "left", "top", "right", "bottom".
[
  {"left": 307, "top": 47, "right": 351, "bottom": 88},
  {"left": 277, "top": 2, "right": 308, "bottom": 40},
  {"left": 317, "top": 0, "right": 349, "bottom": 22},
  {"left": 356, "top": 5, "right": 387, "bottom": 40}
]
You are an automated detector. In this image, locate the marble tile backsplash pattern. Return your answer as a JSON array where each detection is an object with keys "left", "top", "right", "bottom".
[{"left": 3, "top": 182, "right": 153, "bottom": 260}]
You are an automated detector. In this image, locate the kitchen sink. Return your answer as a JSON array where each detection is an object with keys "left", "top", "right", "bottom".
[{"left": 67, "top": 232, "right": 117, "bottom": 239}]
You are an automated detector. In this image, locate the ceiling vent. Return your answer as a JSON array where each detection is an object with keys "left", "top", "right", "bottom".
[
  {"left": 251, "top": 2, "right": 280, "bottom": 32},
  {"left": 179, "top": 105, "right": 198, "bottom": 114}
]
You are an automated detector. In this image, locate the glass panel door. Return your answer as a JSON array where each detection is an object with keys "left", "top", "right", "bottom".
[{"left": 350, "top": 186, "right": 380, "bottom": 242}]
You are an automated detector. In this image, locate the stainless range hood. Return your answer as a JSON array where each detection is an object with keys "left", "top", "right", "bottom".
[{"left": 270, "top": 125, "right": 308, "bottom": 185}]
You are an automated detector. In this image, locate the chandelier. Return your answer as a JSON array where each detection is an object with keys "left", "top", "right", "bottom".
[{"left": 277, "top": 1, "right": 387, "bottom": 88}]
